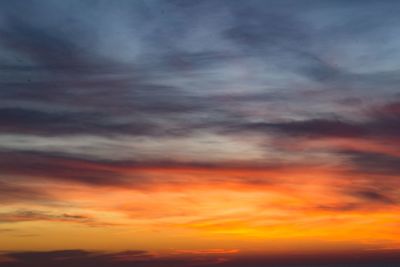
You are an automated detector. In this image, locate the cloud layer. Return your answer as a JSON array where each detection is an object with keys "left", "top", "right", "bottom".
[{"left": 0, "top": 0, "right": 400, "bottom": 259}]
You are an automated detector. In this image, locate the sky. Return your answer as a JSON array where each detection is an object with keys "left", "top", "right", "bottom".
[{"left": 0, "top": 0, "right": 400, "bottom": 266}]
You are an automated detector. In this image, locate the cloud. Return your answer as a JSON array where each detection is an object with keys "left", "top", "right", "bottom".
[
  {"left": 341, "top": 150, "right": 400, "bottom": 177},
  {"left": 0, "top": 13, "right": 225, "bottom": 138},
  {"left": 0, "top": 210, "right": 96, "bottom": 225},
  {"left": 250, "top": 119, "right": 366, "bottom": 138},
  {"left": 0, "top": 148, "right": 303, "bottom": 189},
  {"left": 228, "top": 100, "right": 400, "bottom": 143},
  {"left": 2, "top": 249, "right": 400, "bottom": 267},
  {"left": 172, "top": 249, "right": 239, "bottom": 255},
  {"left": 1, "top": 0, "right": 399, "bottom": 144},
  {"left": 351, "top": 190, "right": 396, "bottom": 205},
  {"left": 1, "top": 0, "right": 400, "bottom": 257},
  {"left": 0, "top": 107, "right": 170, "bottom": 137},
  {"left": 0, "top": 249, "right": 228, "bottom": 267},
  {"left": 0, "top": 181, "right": 51, "bottom": 204},
  {"left": 0, "top": 209, "right": 121, "bottom": 228},
  {"left": 0, "top": 16, "right": 96, "bottom": 72},
  {"left": 0, "top": 150, "right": 128, "bottom": 186},
  {"left": 315, "top": 203, "right": 361, "bottom": 212}
]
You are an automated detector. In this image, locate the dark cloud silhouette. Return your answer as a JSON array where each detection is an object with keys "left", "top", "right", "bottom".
[
  {"left": 341, "top": 150, "right": 400, "bottom": 177},
  {"left": 0, "top": 249, "right": 224, "bottom": 267},
  {"left": 315, "top": 188, "right": 397, "bottom": 212},
  {"left": 352, "top": 190, "right": 396, "bottom": 204},
  {"left": 1, "top": 249, "right": 400, "bottom": 267}
]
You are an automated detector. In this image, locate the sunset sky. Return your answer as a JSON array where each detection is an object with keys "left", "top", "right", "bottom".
[{"left": 1, "top": 0, "right": 400, "bottom": 266}]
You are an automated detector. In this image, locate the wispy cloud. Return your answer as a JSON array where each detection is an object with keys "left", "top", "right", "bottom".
[{"left": 1, "top": 0, "right": 400, "bottom": 257}]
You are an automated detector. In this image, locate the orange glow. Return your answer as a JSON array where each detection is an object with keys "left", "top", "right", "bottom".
[{"left": 1, "top": 163, "right": 399, "bottom": 254}]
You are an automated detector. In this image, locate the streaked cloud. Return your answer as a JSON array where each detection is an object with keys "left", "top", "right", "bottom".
[{"left": 0, "top": 0, "right": 399, "bottom": 263}]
